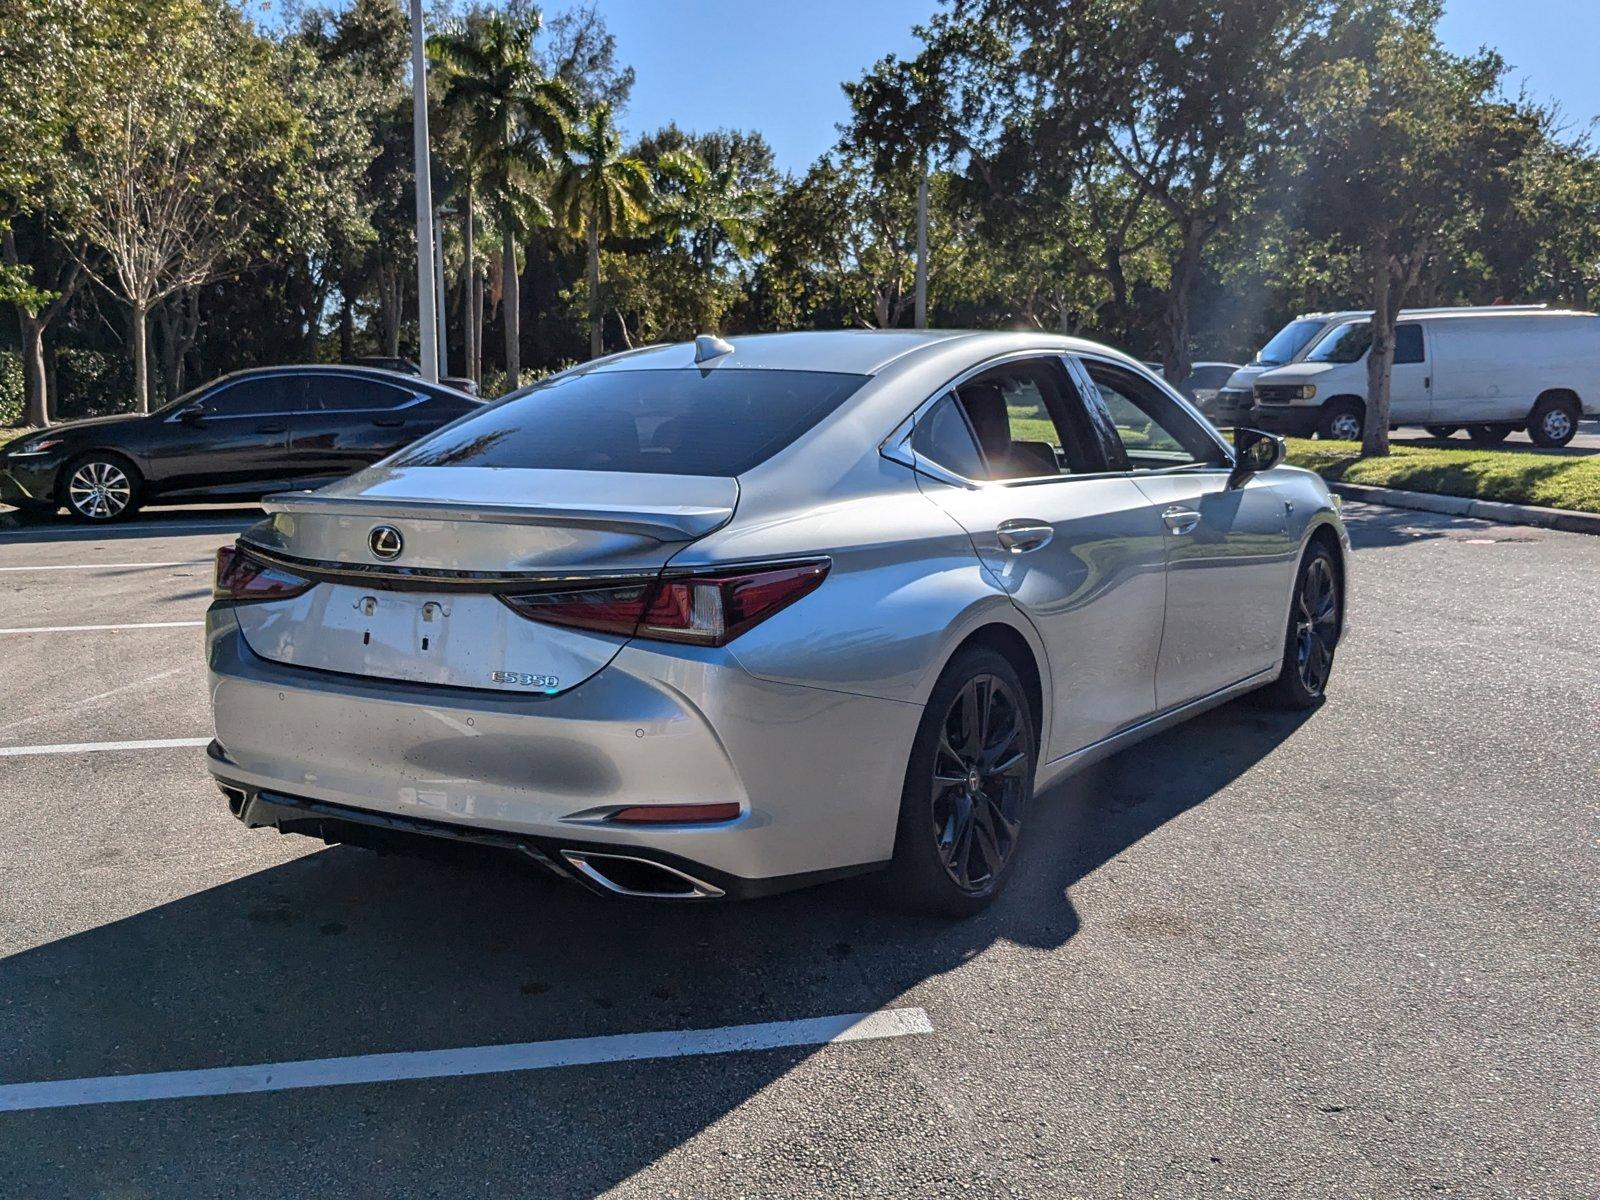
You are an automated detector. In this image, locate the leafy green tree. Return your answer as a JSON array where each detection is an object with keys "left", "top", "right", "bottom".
[
  {"left": 1298, "top": 0, "right": 1536, "bottom": 455},
  {"left": 973, "top": 0, "right": 1325, "bottom": 383},
  {"left": 551, "top": 103, "right": 654, "bottom": 358},
  {"left": 430, "top": 11, "right": 576, "bottom": 383}
]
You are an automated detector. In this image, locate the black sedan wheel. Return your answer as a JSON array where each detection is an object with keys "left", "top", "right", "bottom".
[
  {"left": 63, "top": 454, "right": 142, "bottom": 522},
  {"left": 891, "top": 646, "right": 1037, "bottom": 916},
  {"left": 1262, "top": 544, "right": 1341, "bottom": 710}
]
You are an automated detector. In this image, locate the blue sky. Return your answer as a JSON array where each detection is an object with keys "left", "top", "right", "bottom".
[{"left": 597, "top": 0, "right": 1600, "bottom": 175}]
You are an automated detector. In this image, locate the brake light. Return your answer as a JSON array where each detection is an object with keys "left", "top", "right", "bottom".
[
  {"left": 500, "top": 560, "right": 829, "bottom": 647},
  {"left": 213, "top": 545, "right": 315, "bottom": 603}
]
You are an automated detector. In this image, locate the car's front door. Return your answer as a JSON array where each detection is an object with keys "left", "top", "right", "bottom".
[
  {"left": 148, "top": 374, "right": 309, "bottom": 495},
  {"left": 905, "top": 355, "right": 1169, "bottom": 762},
  {"left": 1386, "top": 321, "right": 1432, "bottom": 424},
  {"left": 1072, "top": 355, "right": 1300, "bottom": 711}
]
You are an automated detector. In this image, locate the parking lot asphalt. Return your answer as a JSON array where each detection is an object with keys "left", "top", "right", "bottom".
[{"left": 0, "top": 502, "right": 1595, "bottom": 1198}]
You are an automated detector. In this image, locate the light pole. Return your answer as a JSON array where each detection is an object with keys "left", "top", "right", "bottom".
[
  {"left": 434, "top": 205, "right": 455, "bottom": 380},
  {"left": 409, "top": 0, "right": 439, "bottom": 382}
]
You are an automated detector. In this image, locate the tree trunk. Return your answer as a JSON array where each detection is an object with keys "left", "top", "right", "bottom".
[
  {"left": 338, "top": 295, "right": 354, "bottom": 361},
  {"left": 130, "top": 298, "right": 150, "bottom": 414},
  {"left": 914, "top": 157, "right": 929, "bottom": 330},
  {"left": 18, "top": 314, "right": 48, "bottom": 427},
  {"left": 1161, "top": 218, "right": 1205, "bottom": 386},
  {"left": 462, "top": 188, "right": 476, "bottom": 383},
  {"left": 1363, "top": 236, "right": 1395, "bottom": 458},
  {"left": 587, "top": 215, "right": 602, "bottom": 359},
  {"left": 502, "top": 229, "right": 520, "bottom": 384}
]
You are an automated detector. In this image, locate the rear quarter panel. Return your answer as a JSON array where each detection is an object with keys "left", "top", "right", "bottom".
[{"left": 675, "top": 461, "right": 1043, "bottom": 713}]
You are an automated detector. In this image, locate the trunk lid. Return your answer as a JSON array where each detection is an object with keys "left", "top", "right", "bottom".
[{"left": 231, "top": 465, "right": 736, "bottom": 695}]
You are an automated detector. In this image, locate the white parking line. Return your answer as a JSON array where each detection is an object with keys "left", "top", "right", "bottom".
[
  {"left": 0, "top": 621, "right": 204, "bottom": 635},
  {"left": 0, "top": 561, "right": 208, "bottom": 572},
  {"left": 0, "top": 737, "right": 211, "bottom": 758},
  {"left": 0, "top": 1007, "right": 934, "bottom": 1112}
]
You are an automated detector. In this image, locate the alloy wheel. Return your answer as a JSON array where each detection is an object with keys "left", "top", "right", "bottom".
[
  {"left": 68, "top": 460, "right": 132, "bottom": 520},
  {"left": 930, "top": 674, "right": 1029, "bottom": 894},
  {"left": 1294, "top": 556, "right": 1339, "bottom": 696}
]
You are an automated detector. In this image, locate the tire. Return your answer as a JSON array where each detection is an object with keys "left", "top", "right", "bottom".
[
  {"left": 1424, "top": 425, "right": 1460, "bottom": 438},
  {"left": 1526, "top": 395, "right": 1579, "bottom": 448},
  {"left": 60, "top": 452, "right": 143, "bottom": 523},
  {"left": 1317, "top": 399, "right": 1363, "bottom": 442},
  {"left": 888, "top": 646, "right": 1038, "bottom": 917},
  {"left": 1260, "top": 542, "right": 1342, "bottom": 711},
  {"left": 1466, "top": 424, "right": 1512, "bottom": 446}
]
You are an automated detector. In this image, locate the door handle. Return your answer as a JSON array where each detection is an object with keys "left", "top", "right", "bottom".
[
  {"left": 996, "top": 520, "right": 1054, "bottom": 554},
  {"left": 254, "top": 424, "right": 287, "bottom": 434},
  {"left": 372, "top": 417, "right": 404, "bottom": 428},
  {"left": 1161, "top": 506, "right": 1202, "bottom": 535}
]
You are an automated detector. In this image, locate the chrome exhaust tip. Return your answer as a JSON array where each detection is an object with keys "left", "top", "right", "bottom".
[{"left": 559, "top": 850, "right": 724, "bottom": 900}]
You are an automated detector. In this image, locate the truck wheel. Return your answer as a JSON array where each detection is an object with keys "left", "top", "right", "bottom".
[
  {"left": 1424, "top": 425, "right": 1460, "bottom": 438},
  {"left": 1527, "top": 395, "right": 1579, "bottom": 448},
  {"left": 1466, "top": 425, "right": 1512, "bottom": 446},
  {"left": 1317, "top": 399, "right": 1363, "bottom": 442}
]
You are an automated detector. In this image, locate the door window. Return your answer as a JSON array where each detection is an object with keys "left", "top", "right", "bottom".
[
  {"left": 1393, "top": 323, "right": 1425, "bottom": 364},
  {"left": 201, "top": 376, "right": 312, "bottom": 417},
  {"left": 1077, "top": 361, "right": 1228, "bottom": 472},
  {"left": 944, "top": 358, "right": 1099, "bottom": 481}
]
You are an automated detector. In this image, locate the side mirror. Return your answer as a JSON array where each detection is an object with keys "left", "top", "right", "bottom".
[
  {"left": 1229, "top": 427, "right": 1285, "bottom": 487},
  {"left": 177, "top": 403, "right": 206, "bottom": 423}
]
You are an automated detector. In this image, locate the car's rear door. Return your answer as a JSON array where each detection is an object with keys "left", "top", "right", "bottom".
[
  {"left": 1069, "top": 355, "right": 1298, "bottom": 710},
  {"left": 292, "top": 374, "right": 467, "bottom": 480},
  {"left": 905, "top": 354, "right": 1168, "bottom": 761}
]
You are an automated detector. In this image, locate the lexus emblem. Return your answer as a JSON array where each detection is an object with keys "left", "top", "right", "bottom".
[{"left": 368, "top": 525, "right": 404, "bottom": 561}]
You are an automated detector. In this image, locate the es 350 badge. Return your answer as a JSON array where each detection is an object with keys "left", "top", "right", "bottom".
[{"left": 490, "top": 670, "right": 560, "bottom": 689}]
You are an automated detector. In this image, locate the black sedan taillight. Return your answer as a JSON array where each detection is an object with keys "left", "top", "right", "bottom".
[
  {"left": 500, "top": 560, "right": 829, "bottom": 646},
  {"left": 213, "top": 545, "right": 315, "bottom": 603}
]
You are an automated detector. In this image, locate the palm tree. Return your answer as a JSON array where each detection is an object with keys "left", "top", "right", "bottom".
[
  {"left": 551, "top": 103, "right": 654, "bottom": 358},
  {"left": 428, "top": 13, "right": 575, "bottom": 385},
  {"left": 653, "top": 149, "right": 768, "bottom": 331}
]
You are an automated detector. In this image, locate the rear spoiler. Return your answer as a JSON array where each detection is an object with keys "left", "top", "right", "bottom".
[{"left": 261, "top": 491, "right": 733, "bottom": 543}]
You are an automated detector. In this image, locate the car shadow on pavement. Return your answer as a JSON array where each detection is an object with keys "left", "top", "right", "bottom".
[
  {"left": 0, "top": 504, "right": 262, "bottom": 543},
  {"left": 0, "top": 700, "right": 1313, "bottom": 1197}
]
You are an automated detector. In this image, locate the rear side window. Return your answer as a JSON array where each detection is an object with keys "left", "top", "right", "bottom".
[
  {"left": 910, "top": 393, "right": 986, "bottom": 479},
  {"left": 392, "top": 369, "right": 868, "bottom": 476}
]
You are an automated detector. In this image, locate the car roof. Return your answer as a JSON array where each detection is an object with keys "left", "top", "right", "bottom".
[
  {"left": 198, "top": 364, "right": 477, "bottom": 394},
  {"left": 576, "top": 329, "right": 1151, "bottom": 378}
]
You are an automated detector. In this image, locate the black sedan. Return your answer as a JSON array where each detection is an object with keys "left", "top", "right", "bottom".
[{"left": 0, "top": 366, "right": 481, "bottom": 522}]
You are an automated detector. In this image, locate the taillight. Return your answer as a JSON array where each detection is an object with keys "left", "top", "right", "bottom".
[
  {"left": 213, "top": 545, "right": 315, "bottom": 603},
  {"left": 500, "top": 560, "right": 829, "bottom": 647}
]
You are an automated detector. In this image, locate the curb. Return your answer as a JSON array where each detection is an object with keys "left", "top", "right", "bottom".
[{"left": 1329, "top": 482, "right": 1600, "bottom": 536}]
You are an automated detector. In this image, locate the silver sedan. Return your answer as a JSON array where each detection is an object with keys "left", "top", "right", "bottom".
[{"left": 204, "top": 331, "right": 1348, "bottom": 915}]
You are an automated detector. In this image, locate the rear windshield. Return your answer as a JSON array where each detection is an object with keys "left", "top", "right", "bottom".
[
  {"left": 1255, "top": 319, "right": 1326, "bottom": 366},
  {"left": 391, "top": 368, "right": 868, "bottom": 476}
]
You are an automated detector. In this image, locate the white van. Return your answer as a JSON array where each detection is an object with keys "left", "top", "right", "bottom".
[
  {"left": 1207, "top": 305, "right": 1552, "bottom": 427},
  {"left": 1246, "top": 309, "right": 1600, "bottom": 446}
]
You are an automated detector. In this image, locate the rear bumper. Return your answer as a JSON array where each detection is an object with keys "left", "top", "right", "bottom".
[{"left": 205, "top": 609, "right": 918, "bottom": 892}]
